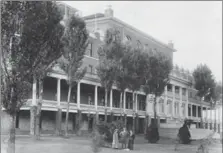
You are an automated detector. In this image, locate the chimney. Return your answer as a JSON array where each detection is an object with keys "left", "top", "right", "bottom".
[
  {"left": 168, "top": 40, "right": 174, "bottom": 48},
  {"left": 104, "top": 5, "right": 114, "bottom": 17},
  {"left": 75, "top": 11, "right": 83, "bottom": 17}
]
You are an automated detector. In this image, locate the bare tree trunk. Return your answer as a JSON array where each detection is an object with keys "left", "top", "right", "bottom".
[
  {"left": 200, "top": 98, "right": 203, "bottom": 129},
  {"left": 7, "top": 114, "right": 16, "bottom": 153},
  {"left": 35, "top": 79, "right": 43, "bottom": 140},
  {"left": 65, "top": 85, "right": 71, "bottom": 137},
  {"left": 104, "top": 89, "right": 108, "bottom": 123},
  {"left": 153, "top": 96, "right": 157, "bottom": 126},
  {"left": 30, "top": 106, "right": 37, "bottom": 136},
  {"left": 30, "top": 77, "right": 37, "bottom": 136}
]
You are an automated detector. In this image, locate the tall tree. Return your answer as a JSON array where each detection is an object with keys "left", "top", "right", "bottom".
[
  {"left": 143, "top": 51, "right": 172, "bottom": 142},
  {"left": 59, "top": 15, "right": 88, "bottom": 137},
  {"left": 1, "top": 1, "right": 64, "bottom": 152},
  {"left": 125, "top": 48, "right": 148, "bottom": 132},
  {"left": 193, "top": 64, "right": 216, "bottom": 128},
  {"left": 114, "top": 43, "right": 131, "bottom": 123},
  {"left": 97, "top": 28, "right": 122, "bottom": 123}
]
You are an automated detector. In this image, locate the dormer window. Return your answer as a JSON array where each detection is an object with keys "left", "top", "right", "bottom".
[{"left": 126, "top": 35, "right": 131, "bottom": 41}]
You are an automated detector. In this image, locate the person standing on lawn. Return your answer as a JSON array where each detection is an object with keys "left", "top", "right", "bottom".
[
  {"left": 120, "top": 127, "right": 129, "bottom": 149},
  {"left": 128, "top": 128, "right": 135, "bottom": 150},
  {"left": 112, "top": 129, "right": 119, "bottom": 149}
]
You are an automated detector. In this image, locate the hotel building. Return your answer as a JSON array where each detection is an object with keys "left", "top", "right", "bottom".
[{"left": 2, "top": 3, "right": 221, "bottom": 135}]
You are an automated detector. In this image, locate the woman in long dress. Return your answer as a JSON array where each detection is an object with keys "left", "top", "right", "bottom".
[
  {"left": 128, "top": 129, "right": 135, "bottom": 150},
  {"left": 112, "top": 129, "right": 119, "bottom": 149}
]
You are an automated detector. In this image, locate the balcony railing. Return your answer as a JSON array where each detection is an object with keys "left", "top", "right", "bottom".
[
  {"left": 125, "top": 109, "right": 133, "bottom": 115},
  {"left": 138, "top": 110, "right": 146, "bottom": 116},
  {"left": 182, "top": 95, "right": 187, "bottom": 101},
  {"left": 21, "top": 99, "right": 146, "bottom": 115},
  {"left": 175, "top": 93, "right": 180, "bottom": 99},
  {"left": 80, "top": 104, "right": 95, "bottom": 111},
  {"left": 167, "top": 91, "right": 173, "bottom": 97}
]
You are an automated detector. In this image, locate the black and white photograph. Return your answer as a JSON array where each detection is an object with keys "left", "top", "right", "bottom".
[{"left": 1, "top": 1, "right": 222, "bottom": 153}]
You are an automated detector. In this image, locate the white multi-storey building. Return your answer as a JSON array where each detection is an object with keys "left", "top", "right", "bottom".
[{"left": 2, "top": 3, "right": 221, "bottom": 135}]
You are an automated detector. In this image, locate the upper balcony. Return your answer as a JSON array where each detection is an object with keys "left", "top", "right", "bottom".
[{"left": 169, "top": 65, "right": 193, "bottom": 83}]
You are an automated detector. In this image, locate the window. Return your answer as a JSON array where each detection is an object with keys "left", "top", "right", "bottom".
[
  {"left": 182, "top": 88, "right": 186, "bottom": 96},
  {"left": 175, "top": 102, "right": 179, "bottom": 115},
  {"left": 153, "top": 48, "right": 158, "bottom": 53},
  {"left": 189, "top": 92, "right": 192, "bottom": 98},
  {"left": 114, "top": 30, "right": 121, "bottom": 41},
  {"left": 144, "top": 44, "right": 149, "bottom": 50},
  {"left": 167, "top": 100, "right": 172, "bottom": 114},
  {"left": 188, "top": 104, "right": 191, "bottom": 116},
  {"left": 87, "top": 43, "right": 93, "bottom": 57},
  {"left": 175, "top": 86, "right": 180, "bottom": 94},
  {"left": 167, "top": 84, "right": 172, "bottom": 92},
  {"left": 159, "top": 99, "right": 164, "bottom": 113},
  {"left": 182, "top": 105, "right": 185, "bottom": 116},
  {"left": 137, "top": 40, "right": 141, "bottom": 48},
  {"left": 89, "top": 65, "right": 93, "bottom": 74}
]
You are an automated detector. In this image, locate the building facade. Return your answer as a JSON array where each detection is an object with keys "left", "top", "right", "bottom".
[{"left": 2, "top": 3, "right": 221, "bottom": 134}]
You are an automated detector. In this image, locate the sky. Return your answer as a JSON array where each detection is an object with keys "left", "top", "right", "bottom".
[{"left": 64, "top": 1, "right": 222, "bottom": 82}]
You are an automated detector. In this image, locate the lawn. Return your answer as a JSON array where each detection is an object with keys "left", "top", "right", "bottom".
[{"left": 1, "top": 135, "right": 222, "bottom": 153}]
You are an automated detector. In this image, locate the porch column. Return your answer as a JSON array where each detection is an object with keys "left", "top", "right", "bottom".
[
  {"left": 30, "top": 77, "right": 37, "bottom": 135},
  {"left": 206, "top": 108, "right": 209, "bottom": 129},
  {"left": 110, "top": 89, "right": 113, "bottom": 110},
  {"left": 94, "top": 86, "right": 98, "bottom": 110},
  {"left": 206, "top": 107, "right": 208, "bottom": 121},
  {"left": 218, "top": 107, "right": 221, "bottom": 124},
  {"left": 135, "top": 93, "right": 138, "bottom": 112},
  {"left": 185, "top": 89, "right": 189, "bottom": 118},
  {"left": 201, "top": 105, "right": 204, "bottom": 127},
  {"left": 123, "top": 90, "right": 126, "bottom": 112},
  {"left": 214, "top": 108, "right": 217, "bottom": 131},
  {"left": 179, "top": 87, "right": 182, "bottom": 117},
  {"left": 120, "top": 92, "right": 122, "bottom": 109},
  {"left": 57, "top": 79, "right": 61, "bottom": 107},
  {"left": 190, "top": 104, "right": 193, "bottom": 118},
  {"left": 196, "top": 105, "right": 198, "bottom": 118},
  {"left": 77, "top": 82, "right": 80, "bottom": 109},
  {"left": 172, "top": 85, "right": 175, "bottom": 116},
  {"left": 218, "top": 107, "right": 221, "bottom": 133},
  {"left": 210, "top": 108, "right": 213, "bottom": 125},
  {"left": 164, "top": 86, "right": 167, "bottom": 115},
  {"left": 56, "top": 78, "right": 62, "bottom": 135}
]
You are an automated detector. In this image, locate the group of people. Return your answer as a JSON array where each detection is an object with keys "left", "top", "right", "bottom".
[{"left": 112, "top": 127, "right": 135, "bottom": 150}]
